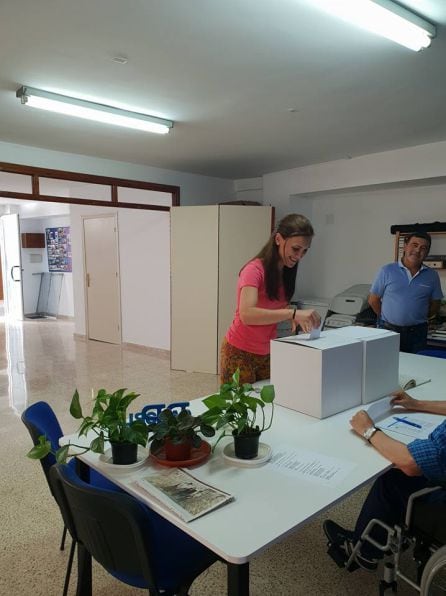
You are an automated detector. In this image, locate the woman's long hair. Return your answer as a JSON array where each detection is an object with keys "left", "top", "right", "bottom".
[{"left": 255, "top": 213, "right": 314, "bottom": 301}]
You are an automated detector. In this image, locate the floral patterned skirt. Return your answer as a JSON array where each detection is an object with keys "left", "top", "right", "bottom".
[{"left": 220, "top": 338, "right": 270, "bottom": 385}]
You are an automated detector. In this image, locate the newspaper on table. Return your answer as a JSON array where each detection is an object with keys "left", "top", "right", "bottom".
[{"left": 135, "top": 467, "right": 234, "bottom": 522}]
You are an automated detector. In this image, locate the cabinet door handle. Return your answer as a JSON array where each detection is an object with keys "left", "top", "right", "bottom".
[{"left": 86, "top": 273, "right": 90, "bottom": 287}]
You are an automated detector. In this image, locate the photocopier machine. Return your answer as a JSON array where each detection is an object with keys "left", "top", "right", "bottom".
[{"left": 323, "top": 284, "right": 376, "bottom": 329}]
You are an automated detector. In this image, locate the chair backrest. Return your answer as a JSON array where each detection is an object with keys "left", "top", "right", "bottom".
[
  {"left": 21, "top": 401, "right": 63, "bottom": 485},
  {"left": 49, "top": 464, "right": 159, "bottom": 593}
]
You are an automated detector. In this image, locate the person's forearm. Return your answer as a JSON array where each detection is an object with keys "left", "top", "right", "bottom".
[
  {"left": 411, "top": 400, "right": 446, "bottom": 416},
  {"left": 368, "top": 294, "right": 382, "bottom": 317},
  {"left": 239, "top": 307, "right": 293, "bottom": 326},
  {"left": 429, "top": 299, "right": 441, "bottom": 318},
  {"left": 369, "top": 430, "right": 421, "bottom": 476}
]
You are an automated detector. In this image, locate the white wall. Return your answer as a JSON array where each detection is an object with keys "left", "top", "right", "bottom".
[
  {"left": 261, "top": 141, "right": 446, "bottom": 303},
  {"left": 70, "top": 204, "right": 171, "bottom": 350},
  {"left": 19, "top": 213, "right": 74, "bottom": 317},
  {"left": 118, "top": 208, "right": 170, "bottom": 349},
  {"left": 0, "top": 139, "right": 237, "bottom": 350},
  {"left": 291, "top": 184, "right": 446, "bottom": 301}
]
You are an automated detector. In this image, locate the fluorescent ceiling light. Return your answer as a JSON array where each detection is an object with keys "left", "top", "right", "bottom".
[
  {"left": 16, "top": 86, "right": 173, "bottom": 134},
  {"left": 312, "top": 0, "right": 436, "bottom": 51}
]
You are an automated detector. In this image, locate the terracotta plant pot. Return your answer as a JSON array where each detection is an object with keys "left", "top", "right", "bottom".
[
  {"left": 164, "top": 438, "right": 192, "bottom": 461},
  {"left": 110, "top": 441, "right": 138, "bottom": 465},
  {"left": 233, "top": 429, "right": 261, "bottom": 459}
]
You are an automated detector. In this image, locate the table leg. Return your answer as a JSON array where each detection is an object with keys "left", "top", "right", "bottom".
[{"left": 227, "top": 562, "right": 249, "bottom": 596}]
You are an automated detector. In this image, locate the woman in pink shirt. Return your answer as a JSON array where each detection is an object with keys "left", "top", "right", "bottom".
[{"left": 222, "top": 213, "right": 320, "bottom": 384}]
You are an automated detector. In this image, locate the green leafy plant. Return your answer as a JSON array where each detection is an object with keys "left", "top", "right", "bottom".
[
  {"left": 147, "top": 408, "right": 215, "bottom": 451},
  {"left": 26, "top": 388, "right": 149, "bottom": 464},
  {"left": 201, "top": 369, "right": 275, "bottom": 450}
]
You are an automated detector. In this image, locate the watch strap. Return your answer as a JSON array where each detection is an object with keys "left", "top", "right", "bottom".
[{"left": 363, "top": 426, "right": 378, "bottom": 442}]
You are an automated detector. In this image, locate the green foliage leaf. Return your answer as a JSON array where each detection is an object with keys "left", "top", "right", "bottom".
[
  {"left": 260, "top": 384, "right": 275, "bottom": 403},
  {"left": 26, "top": 435, "right": 51, "bottom": 459},
  {"left": 202, "top": 368, "right": 275, "bottom": 435},
  {"left": 70, "top": 389, "right": 83, "bottom": 419},
  {"left": 90, "top": 434, "right": 105, "bottom": 454},
  {"left": 55, "top": 444, "right": 70, "bottom": 464}
]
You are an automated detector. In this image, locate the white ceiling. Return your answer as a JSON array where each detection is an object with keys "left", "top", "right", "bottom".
[{"left": 1, "top": 0, "right": 446, "bottom": 179}]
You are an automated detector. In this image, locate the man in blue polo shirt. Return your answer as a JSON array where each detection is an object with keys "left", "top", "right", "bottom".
[
  {"left": 368, "top": 232, "right": 443, "bottom": 353},
  {"left": 324, "top": 390, "right": 446, "bottom": 571}
]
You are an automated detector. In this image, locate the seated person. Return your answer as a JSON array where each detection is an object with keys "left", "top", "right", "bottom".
[{"left": 324, "top": 391, "right": 446, "bottom": 571}]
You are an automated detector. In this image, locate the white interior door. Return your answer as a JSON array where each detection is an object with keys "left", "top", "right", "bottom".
[
  {"left": 0, "top": 214, "right": 24, "bottom": 320},
  {"left": 83, "top": 214, "right": 121, "bottom": 344}
]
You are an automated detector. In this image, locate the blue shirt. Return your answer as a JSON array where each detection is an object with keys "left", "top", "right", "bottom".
[
  {"left": 370, "top": 261, "right": 443, "bottom": 326},
  {"left": 408, "top": 420, "right": 446, "bottom": 482}
]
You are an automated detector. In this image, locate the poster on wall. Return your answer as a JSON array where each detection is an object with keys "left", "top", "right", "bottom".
[{"left": 45, "top": 226, "right": 72, "bottom": 272}]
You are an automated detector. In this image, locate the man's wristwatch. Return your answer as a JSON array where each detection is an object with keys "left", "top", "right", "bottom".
[{"left": 363, "top": 426, "right": 379, "bottom": 442}]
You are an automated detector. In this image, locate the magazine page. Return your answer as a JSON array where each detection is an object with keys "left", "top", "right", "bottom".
[
  {"left": 367, "top": 397, "right": 442, "bottom": 440},
  {"left": 134, "top": 468, "right": 234, "bottom": 522},
  {"left": 398, "top": 374, "right": 431, "bottom": 391},
  {"left": 375, "top": 413, "right": 439, "bottom": 440}
]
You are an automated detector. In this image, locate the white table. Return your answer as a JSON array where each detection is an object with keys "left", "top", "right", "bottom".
[{"left": 66, "top": 353, "right": 446, "bottom": 596}]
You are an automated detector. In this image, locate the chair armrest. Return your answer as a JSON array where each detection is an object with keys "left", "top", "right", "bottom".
[{"left": 405, "top": 486, "right": 443, "bottom": 527}]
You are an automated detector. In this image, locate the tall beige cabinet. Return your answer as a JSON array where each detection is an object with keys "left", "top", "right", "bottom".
[{"left": 171, "top": 205, "right": 273, "bottom": 374}]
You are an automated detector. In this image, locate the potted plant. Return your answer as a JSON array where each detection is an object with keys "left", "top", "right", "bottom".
[
  {"left": 27, "top": 388, "right": 149, "bottom": 465},
  {"left": 201, "top": 369, "right": 275, "bottom": 459},
  {"left": 147, "top": 408, "right": 215, "bottom": 461}
]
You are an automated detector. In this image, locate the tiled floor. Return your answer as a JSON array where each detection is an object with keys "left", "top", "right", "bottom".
[{"left": 0, "top": 314, "right": 418, "bottom": 595}]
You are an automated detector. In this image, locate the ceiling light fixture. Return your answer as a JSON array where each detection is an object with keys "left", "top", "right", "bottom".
[
  {"left": 312, "top": 0, "right": 436, "bottom": 51},
  {"left": 16, "top": 86, "right": 173, "bottom": 134}
]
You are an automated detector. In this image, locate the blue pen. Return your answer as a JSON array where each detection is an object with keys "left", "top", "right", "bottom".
[{"left": 392, "top": 416, "right": 422, "bottom": 429}]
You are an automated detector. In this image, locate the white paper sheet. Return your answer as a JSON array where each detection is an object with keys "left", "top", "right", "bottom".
[
  {"left": 270, "top": 444, "right": 357, "bottom": 486},
  {"left": 376, "top": 414, "right": 439, "bottom": 440},
  {"left": 367, "top": 396, "right": 442, "bottom": 440},
  {"left": 309, "top": 323, "right": 322, "bottom": 340}
]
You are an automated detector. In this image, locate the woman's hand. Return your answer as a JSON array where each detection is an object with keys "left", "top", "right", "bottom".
[
  {"left": 294, "top": 309, "right": 321, "bottom": 333},
  {"left": 390, "top": 391, "right": 419, "bottom": 410},
  {"left": 350, "top": 410, "right": 373, "bottom": 437}
]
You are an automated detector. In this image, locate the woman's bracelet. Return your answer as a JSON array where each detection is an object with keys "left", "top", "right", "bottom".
[{"left": 292, "top": 306, "right": 297, "bottom": 321}]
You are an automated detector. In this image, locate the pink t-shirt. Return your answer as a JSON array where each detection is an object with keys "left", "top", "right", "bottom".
[{"left": 226, "top": 258, "right": 288, "bottom": 355}]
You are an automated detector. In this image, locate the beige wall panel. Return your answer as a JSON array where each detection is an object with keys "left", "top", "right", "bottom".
[
  {"left": 171, "top": 206, "right": 219, "bottom": 373},
  {"left": 217, "top": 206, "right": 273, "bottom": 368}
]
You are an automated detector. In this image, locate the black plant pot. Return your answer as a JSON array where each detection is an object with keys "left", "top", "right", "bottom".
[
  {"left": 233, "top": 429, "right": 261, "bottom": 459},
  {"left": 110, "top": 441, "right": 138, "bottom": 465}
]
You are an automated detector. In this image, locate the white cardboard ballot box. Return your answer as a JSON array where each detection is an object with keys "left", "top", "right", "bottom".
[
  {"left": 328, "top": 326, "right": 399, "bottom": 405},
  {"left": 270, "top": 333, "right": 363, "bottom": 419}
]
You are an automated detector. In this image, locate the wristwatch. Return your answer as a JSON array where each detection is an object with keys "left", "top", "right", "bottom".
[{"left": 363, "top": 426, "right": 378, "bottom": 442}]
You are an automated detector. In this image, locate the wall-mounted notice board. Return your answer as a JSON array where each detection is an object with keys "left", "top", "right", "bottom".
[{"left": 45, "top": 226, "right": 72, "bottom": 272}]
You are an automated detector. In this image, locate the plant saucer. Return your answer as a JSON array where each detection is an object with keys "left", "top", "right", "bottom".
[
  {"left": 150, "top": 440, "right": 211, "bottom": 468},
  {"left": 223, "top": 442, "right": 272, "bottom": 467}
]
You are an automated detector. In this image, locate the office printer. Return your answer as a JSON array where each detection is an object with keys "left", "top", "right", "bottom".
[{"left": 324, "top": 284, "right": 376, "bottom": 328}]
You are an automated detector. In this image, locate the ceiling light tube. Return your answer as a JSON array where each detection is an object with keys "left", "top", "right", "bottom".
[
  {"left": 16, "top": 86, "right": 173, "bottom": 134},
  {"left": 312, "top": 0, "right": 436, "bottom": 51}
]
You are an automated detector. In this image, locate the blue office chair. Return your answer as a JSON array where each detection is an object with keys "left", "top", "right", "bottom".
[
  {"left": 21, "top": 401, "right": 119, "bottom": 596},
  {"left": 417, "top": 349, "right": 446, "bottom": 359},
  {"left": 49, "top": 463, "right": 219, "bottom": 595}
]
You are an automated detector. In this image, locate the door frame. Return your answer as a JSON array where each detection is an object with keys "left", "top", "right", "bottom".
[
  {"left": 0, "top": 213, "right": 24, "bottom": 320},
  {"left": 82, "top": 212, "right": 122, "bottom": 344}
]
